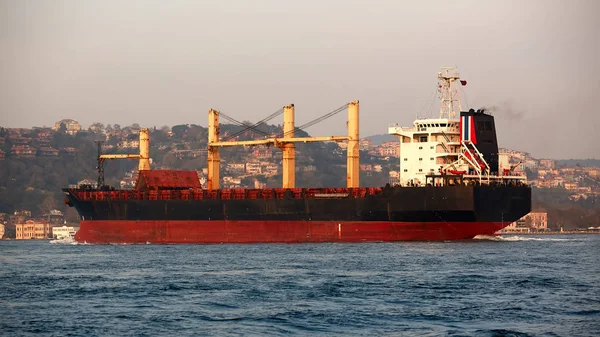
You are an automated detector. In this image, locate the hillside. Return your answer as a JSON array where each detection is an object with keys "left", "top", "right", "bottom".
[{"left": 365, "top": 134, "right": 397, "bottom": 145}]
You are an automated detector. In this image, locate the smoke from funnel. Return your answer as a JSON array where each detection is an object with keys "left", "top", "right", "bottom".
[{"left": 483, "top": 100, "right": 524, "bottom": 121}]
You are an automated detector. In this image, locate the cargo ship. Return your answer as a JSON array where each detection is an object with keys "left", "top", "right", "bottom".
[{"left": 63, "top": 67, "right": 531, "bottom": 243}]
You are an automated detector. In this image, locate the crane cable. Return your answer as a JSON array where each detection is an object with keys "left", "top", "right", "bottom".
[
  {"left": 217, "top": 102, "right": 349, "bottom": 142},
  {"left": 277, "top": 103, "right": 348, "bottom": 138},
  {"left": 220, "top": 107, "right": 284, "bottom": 141}
]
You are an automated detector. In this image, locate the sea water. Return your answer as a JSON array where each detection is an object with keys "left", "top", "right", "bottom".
[{"left": 1, "top": 235, "right": 599, "bottom": 336}]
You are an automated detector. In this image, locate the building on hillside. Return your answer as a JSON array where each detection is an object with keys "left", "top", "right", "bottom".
[
  {"left": 253, "top": 147, "right": 273, "bottom": 159},
  {"left": 222, "top": 176, "right": 242, "bottom": 188},
  {"left": 16, "top": 220, "right": 51, "bottom": 240},
  {"left": 119, "top": 140, "right": 140, "bottom": 149},
  {"left": 51, "top": 226, "right": 76, "bottom": 239},
  {"left": 38, "top": 147, "right": 59, "bottom": 157},
  {"left": 0, "top": 224, "right": 4, "bottom": 239},
  {"left": 105, "top": 130, "right": 126, "bottom": 141},
  {"left": 588, "top": 168, "right": 600, "bottom": 178},
  {"left": 44, "top": 209, "right": 65, "bottom": 225},
  {"left": 227, "top": 163, "right": 246, "bottom": 173},
  {"left": 523, "top": 160, "right": 538, "bottom": 170},
  {"left": 498, "top": 219, "right": 529, "bottom": 233},
  {"left": 11, "top": 145, "right": 36, "bottom": 158},
  {"left": 9, "top": 211, "right": 30, "bottom": 228},
  {"left": 61, "top": 147, "right": 77, "bottom": 156},
  {"left": 263, "top": 164, "right": 279, "bottom": 175},
  {"left": 246, "top": 162, "right": 262, "bottom": 174},
  {"left": 527, "top": 212, "right": 548, "bottom": 231},
  {"left": 253, "top": 179, "right": 267, "bottom": 189},
  {"left": 14, "top": 210, "right": 32, "bottom": 218},
  {"left": 359, "top": 139, "right": 373, "bottom": 150},
  {"left": 53, "top": 119, "right": 82, "bottom": 135},
  {"left": 376, "top": 146, "right": 400, "bottom": 157},
  {"left": 498, "top": 212, "right": 548, "bottom": 233},
  {"left": 36, "top": 138, "right": 51, "bottom": 147},
  {"left": 563, "top": 182, "right": 578, "bottom": 191},
  {"left": 13, "top": 137, "right": 32, "bottom": 145},
  {"left": 37, "top": 131, "right": 53, "bottom": 139},
  {"left": 539, "top": 159, "right": 555, "bottom": 169}
]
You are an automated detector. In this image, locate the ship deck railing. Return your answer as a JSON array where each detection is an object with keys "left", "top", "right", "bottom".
[{"left": 66, "top": 187, "right": 385, "bottom": 201}]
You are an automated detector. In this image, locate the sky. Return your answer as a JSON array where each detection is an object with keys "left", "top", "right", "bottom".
[{"left": 0, "top": 0, "right": 598, "bottom": 159}]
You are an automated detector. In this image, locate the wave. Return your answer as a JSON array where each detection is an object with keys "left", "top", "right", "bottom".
[
  {"left": 473, "top": 235, "right": 573, "bottom": 242},
  {"left": 49, "top": 237, "right": 86, "bottom": 245}
]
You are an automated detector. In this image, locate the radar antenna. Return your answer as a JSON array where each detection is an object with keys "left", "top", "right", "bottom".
[{"left": 438, "top": 67, "right": 463, "bottom": 119}]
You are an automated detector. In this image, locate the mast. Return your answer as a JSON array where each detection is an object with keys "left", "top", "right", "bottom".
[
  {"left": 95, "top": 140, "right": 105, "bottom": 188},
  {"left": 438, "top": 67, "right": 462, "bottom": 119}
]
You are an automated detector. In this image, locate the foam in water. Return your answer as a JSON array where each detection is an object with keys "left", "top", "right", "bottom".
[
  {"left": 473, "top": 235, "right": 574, "bottom": 242},
  {"left": 49, "top": 236, "right": 80, "bottom": 245}
]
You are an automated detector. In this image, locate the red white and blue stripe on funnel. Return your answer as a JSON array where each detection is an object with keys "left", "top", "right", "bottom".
[{"left": 460, "top": 115, "right": 477, "bottom": 144}]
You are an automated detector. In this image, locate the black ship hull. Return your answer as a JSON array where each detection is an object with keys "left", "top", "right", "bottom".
[{"left": 64, "top": 185, "right": 531, "bottom": 243}]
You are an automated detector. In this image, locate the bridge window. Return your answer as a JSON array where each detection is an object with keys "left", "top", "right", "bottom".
[
  {"left": 419, "top": 158, "right": 423, "bottom": 161},
  {"left": 404, "top": 158, "right": 408, "bottom": 161},
  {"left": 420, "top": 136, "right": 428, "bottom": 142},
  {"left": 403, "top": 169, "right": 408, "bottom": 172},
  {"left": 430, "top": 158, "right": 434, "bottom": 160},
  {"left": 419, "top": 169, "right": 423, "bottom": 172}
]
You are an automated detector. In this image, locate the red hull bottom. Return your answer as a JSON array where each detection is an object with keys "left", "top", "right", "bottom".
[{"left": 75, "top": 220, "right": 508, "bottom": 244}]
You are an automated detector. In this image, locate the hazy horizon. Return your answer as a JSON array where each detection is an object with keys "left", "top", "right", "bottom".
[{"left": 1, "top": 0, "right": 598, "bottom": 159}]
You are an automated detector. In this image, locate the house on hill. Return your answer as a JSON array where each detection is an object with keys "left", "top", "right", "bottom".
[{"left": 53, "top": 119, "right": 81, "bottom": 135}]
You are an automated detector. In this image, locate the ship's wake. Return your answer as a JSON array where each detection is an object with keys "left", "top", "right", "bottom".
[
  {"left": 49, "top": 237, "right": 83, "bottom": 245},
  {"left": 473, "top": 235, "right": 573, "bottom": 242}
]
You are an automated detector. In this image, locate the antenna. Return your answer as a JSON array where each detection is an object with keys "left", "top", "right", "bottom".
[{"left": 438, "top": 67, "right": 462, "bottom": 119}]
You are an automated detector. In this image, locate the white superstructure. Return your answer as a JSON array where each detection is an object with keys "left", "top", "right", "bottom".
[
  {"left": 389, "top": 67, "right": 464, "bottom": 186},
  {"left": 389, "top": 67, "right": 527, "bottom": 187}
]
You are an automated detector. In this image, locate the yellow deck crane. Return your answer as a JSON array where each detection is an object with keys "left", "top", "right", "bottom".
[
  {"left": 95, "top": 128, "right": 150, "bottom": 188},
  {"left": 207, "top": 101, "right": 360, "bottom": 189}
]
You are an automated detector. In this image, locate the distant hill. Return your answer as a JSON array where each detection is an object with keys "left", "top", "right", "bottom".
[
  {"left": 557, "top": 159, "right": 600, "bottom": 168},
  {"left": 365, "top": 134, "right": 397, "bottom": 145}
]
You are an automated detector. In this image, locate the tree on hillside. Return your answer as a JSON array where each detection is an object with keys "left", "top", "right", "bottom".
[
  {"left": 172, "top": 124, "right": 189, "bottom": 138},
  {"left": 89, "top": 122, "right": 105, "bottom": 134},
  {"left": 160, "top": 125, "right": 170, "bottom": 133},
  {"left": 39, "top": 194, "right": 58, "bottom": 214}
]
